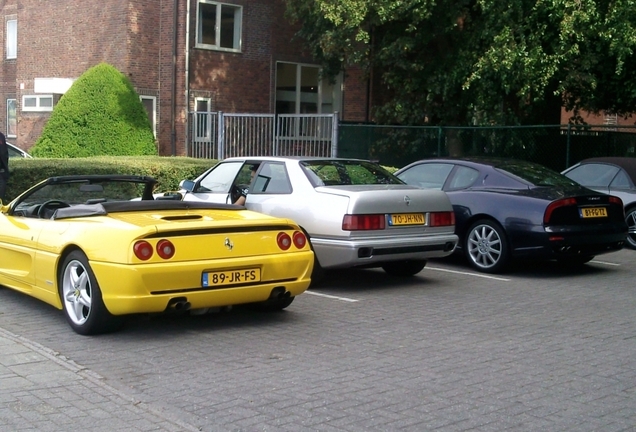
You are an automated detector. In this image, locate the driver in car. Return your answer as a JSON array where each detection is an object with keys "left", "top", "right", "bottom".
[{"left": 233, "top": 164, "right": 259, "bottom": 206}]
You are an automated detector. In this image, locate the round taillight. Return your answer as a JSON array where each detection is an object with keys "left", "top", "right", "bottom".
[
  {"left": 292, "top": 231, "right": 307, "bottom": 249},
  {"left": 156, "top": 239, "right": 175, "bottom": 259},
  {"left": 277, "top": 232, "right": 292, "bottom": 250},
  {"left": 133, "top": 240, "right": 153, "bottom": 260}
]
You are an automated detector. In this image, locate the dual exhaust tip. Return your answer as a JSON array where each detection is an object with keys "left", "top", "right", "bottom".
[{"left": 164, "top": 287, "right": 291, "bottom": 313}]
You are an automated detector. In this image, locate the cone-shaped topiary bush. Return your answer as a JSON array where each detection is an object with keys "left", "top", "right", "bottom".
[{"left": 31, "top": 63, "right": 157, "bottom": 157}]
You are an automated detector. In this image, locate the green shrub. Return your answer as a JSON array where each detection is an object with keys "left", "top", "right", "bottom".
[
  {"left": 3, "top": 156, "right": 215, "bottom": 202},
  {"left": 30, "top": 63, "right": 157, "bottom": 158}
]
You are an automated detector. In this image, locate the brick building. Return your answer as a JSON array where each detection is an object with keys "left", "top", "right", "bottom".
[
  {"left": 0, "top": 0, "right": 370, "bottom": 156},
  {"left": 561, "top": 108, "right": 636, "bottom": 127}
]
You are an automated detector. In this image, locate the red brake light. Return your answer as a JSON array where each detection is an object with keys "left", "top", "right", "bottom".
[
  {"left": 277, "top": 232, "right": 292, "bottom": 250},
  {"left": 156, "top": 239, "right": 175, "bottom": 259},
  {"left": 609, "top": 196, "right": 623, "bottom": 206},
  {"left": 430, "top": 211, "right": 455, "bottom": 227},
  {"left": 133, "top": 240, "right": 154, "bottom": 260},
  {"left": 544, "top": 198, "right": 577, "bottom": 224},
  {"left": 292, "top": 231, "right": 307, "bottom": 249},
  {"left": 342, "top": 214, "right": 386, "bottom": 231}
]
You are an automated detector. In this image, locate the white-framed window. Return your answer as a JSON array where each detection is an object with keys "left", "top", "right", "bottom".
[
  {"left": 275, "top": 62, "right": 343, "bottom": 115},
  {"left": 22, "top": 95, "right": 54, "bottom": 112},
  {"left": 196, "top": 1, "right": 242, "bottom": 52},
  {"left": 6, "top": 19, "right": 17, "bottom": 59},
  {"left": 140, "top": 95, "right": 157, "bottom": 138},
  {"left": 195, "top": 97, "right": 211, "bottom": 113},
  {"left": 6, "top": 99, "right": 17, "bottom": 138},
  {"left": 193, "top": 98, "right": 212, "bottom": 140}
]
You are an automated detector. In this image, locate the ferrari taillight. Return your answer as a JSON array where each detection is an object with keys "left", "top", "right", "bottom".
[
  {"left": 133, "top": 240, "right": 154, "bottom": 260},
  {"left": 544, "top": 198, "right": 577, "bottom": 224},
  {"left": 277, "top": 232, "right": 292, "bottom": 250},
  {"left": 277, "top": 231, "right": 307, "bottom": 250},
  {"left": 429, "top": 211, "right": 455, "bottom": 227},
  {"left": 292, "top": 231, "right": 307, "bottom": 249},
  {"left": 342, "top": 214, "right": 386, "bottom": 231},
  {"left": 156, "top": 239, "right": 175, "bottom": 259}
]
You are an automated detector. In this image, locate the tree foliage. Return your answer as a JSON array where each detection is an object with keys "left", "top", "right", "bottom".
[
  {"left": 284, "top": 0, "right": 636, "bottom": 125},
  {"left": 31, "top": 63, "right": 157, "bottom": 158}
]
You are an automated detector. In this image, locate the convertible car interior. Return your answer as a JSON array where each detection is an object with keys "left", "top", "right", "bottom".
[{"left": 8, "top": 175, "right": 234, "bottom": 219}]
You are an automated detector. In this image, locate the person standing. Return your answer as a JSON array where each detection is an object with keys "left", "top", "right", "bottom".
[{"left": 0, "top": 132, "right": 9, "bottom": 202}]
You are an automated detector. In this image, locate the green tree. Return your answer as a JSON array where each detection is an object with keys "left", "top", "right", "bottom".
[
  {"left": 31, "top": 63, "right": 157, "bottom": 157},
  {"left": 284, "top": 0, "right": 636, "bottom": 126}
]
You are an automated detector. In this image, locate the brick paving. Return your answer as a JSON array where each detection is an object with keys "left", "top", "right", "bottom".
[
  {"left": 1, "top": 249, "right": 636, "bottom": 431},
  {"left": 0, "top": 327, "right": 199, "bottom": 431}
]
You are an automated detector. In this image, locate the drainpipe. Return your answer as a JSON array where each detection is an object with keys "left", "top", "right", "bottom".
[
  {"left": 184, "top": 0, "right": 192, "bottom": 156},
  {"left": 171, "top": 0, "right": 179, "bottom": 156}
]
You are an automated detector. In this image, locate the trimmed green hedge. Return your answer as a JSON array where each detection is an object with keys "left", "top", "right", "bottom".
[
  {"left": 4, "top": 156, "right": 216, "bottom": 202},
  {"left": 30, "top": 63, "right": 157, "bottom": 158}
]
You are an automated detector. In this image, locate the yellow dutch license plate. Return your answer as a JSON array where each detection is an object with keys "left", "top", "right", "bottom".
[
  {"left": 390, "top": 213, "right": 425, "bottom": 226},
  {"left": 202, "top": 268, "right": 261, "bottom": 287},
  {"left": 580, "top": 207, "right": 607, "bottom": 218}
]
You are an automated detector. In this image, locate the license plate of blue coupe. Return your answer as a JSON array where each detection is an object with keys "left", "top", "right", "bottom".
[
  {"left": 580, "top": 207, "right": 607, "bottom": 218},
  {"left": 0, "top": 175, "right": 314, "bottom": 335}
]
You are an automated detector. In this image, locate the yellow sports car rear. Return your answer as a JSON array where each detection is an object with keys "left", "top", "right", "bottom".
[{"left": 0, "top": 175, "right": 313, "bottom": 335}]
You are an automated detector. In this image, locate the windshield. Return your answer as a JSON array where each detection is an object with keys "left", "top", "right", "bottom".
[
  {"left": 301, "top": 160, "right": 404, "bottom": 186},
  {"left": 13, "top": 178, "right": 153, "bottom": 212}
]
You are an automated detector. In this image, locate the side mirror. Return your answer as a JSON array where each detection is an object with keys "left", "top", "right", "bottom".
[
  {"left": 155, "top": 192, "right": 183, "bottom": 201},
  {"left": 179, "top": 179, "right": 195, "bottom": 192}
]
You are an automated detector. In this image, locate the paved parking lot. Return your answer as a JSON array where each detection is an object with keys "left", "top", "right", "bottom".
[{"left": 1, "top": 250, "right": 636, "bottom": 431}]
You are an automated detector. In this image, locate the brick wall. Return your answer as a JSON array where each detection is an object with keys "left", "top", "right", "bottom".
[{"left": 0, "top": 0, "right": 369, "bottom": 156}]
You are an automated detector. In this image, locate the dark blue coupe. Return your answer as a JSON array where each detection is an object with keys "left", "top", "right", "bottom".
[{"left": 395, "top": 158, "right": 628, "bottom": 273}]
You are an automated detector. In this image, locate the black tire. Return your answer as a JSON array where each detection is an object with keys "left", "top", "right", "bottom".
[
  {"left": 246, "top": 296, "right": 294, "bottom": 312},
  {"left": 464, "top": 219, "right": 510, "bottom": 273},
  {"left": 303, "top": 230, "right": 326, "bottom": 286},
  {"left": 557, "top": 256, "right": 594, "bottom": 266},
  {"left": 625, "top": 207, "right": 636, "bottom": 250},
  {"left": 381, "top": 259, "right": 427, "bottom": 277},
  {"left": 310, "top": 254, "right": 326, "bottom": 285},
  {"left": 59, "top": 250, "right": 123, "bottom": 335}
]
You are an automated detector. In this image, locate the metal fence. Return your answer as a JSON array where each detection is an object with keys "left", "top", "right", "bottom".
[
  {"left": 188, "top": 114, "right": 636, "bottom": 171},
  {"left": 187, "top": 112, "right": 338, "bottom": 159},
  {"left": 338, "top": 124, "right": 636, "bottom": 171}
]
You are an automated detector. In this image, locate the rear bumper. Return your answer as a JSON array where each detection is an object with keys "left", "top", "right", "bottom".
[
  {"left": 90, "top": 251, "right": 314, "bottom": 315},
  {"left": 311, "top": 233, "right": 458, "bottom": 269},
  {"left": 510, "top": 223, "right": 627, "bottom": 259}
]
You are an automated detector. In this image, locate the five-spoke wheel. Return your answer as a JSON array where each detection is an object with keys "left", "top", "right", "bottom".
[{"left": 59, "top": 250, "right": 122, "bottom": 335}]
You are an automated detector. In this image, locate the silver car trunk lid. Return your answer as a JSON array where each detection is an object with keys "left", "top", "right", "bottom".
[{"left": 314, "top": 185, "right": 453, "bottom": 214}]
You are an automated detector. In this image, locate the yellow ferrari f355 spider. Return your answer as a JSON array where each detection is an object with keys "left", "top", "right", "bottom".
[{"left": 0, "top": 175, "right": 314, "bottom": 335}]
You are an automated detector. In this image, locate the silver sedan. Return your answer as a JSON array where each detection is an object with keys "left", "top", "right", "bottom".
[{"left": 178, "top": 157, "right": 458, "bottom": 277}]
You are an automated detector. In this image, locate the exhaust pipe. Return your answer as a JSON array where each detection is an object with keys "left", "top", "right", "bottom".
[
  {"left": 166, "top": 297, "right": 191, "bottom": 313},
  {"left": 269, "top": 286, "right": 291, "bottom": 300}
]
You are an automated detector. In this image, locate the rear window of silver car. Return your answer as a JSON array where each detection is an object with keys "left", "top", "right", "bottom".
[{"left": 301, "top": 160, "right": 403, "bottom": 186}]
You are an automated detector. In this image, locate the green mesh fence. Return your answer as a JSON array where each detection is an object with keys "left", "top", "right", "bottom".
[{"left": 338, "top": 124, "right": 636, "bottom": 171}]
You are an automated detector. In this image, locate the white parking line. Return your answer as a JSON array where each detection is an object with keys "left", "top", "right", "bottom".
[
  {"left": 305, "top": 291, "right": 359, "bottom": 302},
  {"left": 425, "top": 266, "right": 511, "bottom": 281},
  {"left": 590, "top": 260, "right": 621, "bottom": 266}
]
